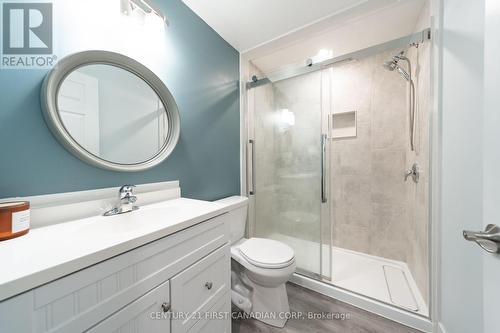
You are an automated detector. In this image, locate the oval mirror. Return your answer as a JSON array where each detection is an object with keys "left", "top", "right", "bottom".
[{"left": 41, "top": 51, "right": 180, "bottom": 172}]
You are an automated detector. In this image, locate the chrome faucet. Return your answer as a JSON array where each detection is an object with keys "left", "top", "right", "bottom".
[{"left": 103, "top": 185, "right": 139, "bottom": 216}]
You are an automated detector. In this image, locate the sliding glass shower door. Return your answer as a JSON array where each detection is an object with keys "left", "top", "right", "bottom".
[{"left": 248, "top": 70, "right": 331, "bottom": 279}]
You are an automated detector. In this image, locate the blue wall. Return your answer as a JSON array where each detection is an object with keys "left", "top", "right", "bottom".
[{"left": 0, "top": 0, "right": 240, "bottom": 200}]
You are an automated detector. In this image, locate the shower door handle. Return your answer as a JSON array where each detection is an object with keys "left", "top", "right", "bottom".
[
  {"left": 321, "top": 134, "right": 327, "bottom": 203},
  {"left": 248, "top": 139, "right": 256, "bottom": 195}
]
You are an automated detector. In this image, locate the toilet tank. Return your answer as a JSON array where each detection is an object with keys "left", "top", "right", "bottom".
[{"left": 215, "top": 196, "right": 248, "bottom": 244}]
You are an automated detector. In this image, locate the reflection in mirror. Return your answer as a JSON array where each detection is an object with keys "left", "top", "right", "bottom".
[{"left": 57, "top": 64, "right": 168, "bottom": 165}]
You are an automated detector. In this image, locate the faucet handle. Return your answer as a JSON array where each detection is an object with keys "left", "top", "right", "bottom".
[
  {"left": 103, "top": 185, "right": 138, "bottom": 216},
  {"left": 404, "top": 163, "right": 420, "bottom": 183},
  {"left": 119, "top": 185, "right": 136, "bottom": 198},
  {"left": 404, "top": 169, "right": 414, "bottom": 181},
  {"left": 119, "top": 184, "right": 135, "bottom": 192}
]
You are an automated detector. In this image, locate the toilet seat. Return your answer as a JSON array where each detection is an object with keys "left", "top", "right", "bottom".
[{"left": 238, "top": 238, "right": 295, "bottom": 269}]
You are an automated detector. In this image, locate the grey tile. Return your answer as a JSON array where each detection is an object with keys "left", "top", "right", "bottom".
[
  {"left": 337, "top": 123, "right": 372, "bottom": 176},
  {"left": 340, "top": 175, "right": 372, "bottom": 228},
  {"left": 371, "top": 149, "right": 408, "bottom": 204},
  {"left": 333, "top": 223, "right": 371, "bottom": 254}
]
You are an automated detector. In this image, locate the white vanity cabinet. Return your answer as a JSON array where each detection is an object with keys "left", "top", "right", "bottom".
[{"left": 0, "top": 213, "right": 231, "bottom": 333}]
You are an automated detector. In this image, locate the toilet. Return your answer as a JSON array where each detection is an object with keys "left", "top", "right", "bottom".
[{"left": 216, "top": 196, "right": 296, "bottom": 328}]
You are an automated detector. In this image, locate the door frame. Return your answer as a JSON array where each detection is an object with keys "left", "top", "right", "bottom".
[{"left": 429, "top": 0, "right": 442, "bottom": 331}]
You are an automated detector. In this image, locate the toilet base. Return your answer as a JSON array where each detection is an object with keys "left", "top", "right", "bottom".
[
  {"left": 231, "top": 268, "right": 291, "bottom": 328},
  {"left": 249, "top": 281, "right": 290, "bottom": 328}
]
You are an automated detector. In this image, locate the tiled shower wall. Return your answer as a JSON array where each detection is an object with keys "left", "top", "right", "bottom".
[{"left": 330, "top": 43, "right": 430, "bottom": 302}]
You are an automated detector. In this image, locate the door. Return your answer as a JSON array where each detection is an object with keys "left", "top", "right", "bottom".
[
  {"left": 248, "top": 70, "right": 331, "bottom": 279},
  {"left": 440, "top": 0, "right": 500, "bottom": 332},
  {"left": 57, "top": 71, "right": 100, "bottom": 155},
  {"left": 482, "top": 0, "right": 500, "bottom": 331}
]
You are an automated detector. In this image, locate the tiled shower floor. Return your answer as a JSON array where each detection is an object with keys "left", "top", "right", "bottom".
[{"left": 270, "top": 233, "right": 428, "bottom": 316}]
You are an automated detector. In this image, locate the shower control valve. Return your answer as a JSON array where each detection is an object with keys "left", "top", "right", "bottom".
[{"left": 404, "top": 163, "right": 420, "bottom": 183}]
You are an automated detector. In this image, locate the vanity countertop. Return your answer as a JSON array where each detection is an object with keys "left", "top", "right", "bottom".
[{"left": 0, "top": 198, "right": 227, "bottom": 302}]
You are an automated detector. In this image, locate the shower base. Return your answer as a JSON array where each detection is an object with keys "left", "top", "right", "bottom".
[
  {"left": 329, "top": 247, "right": 428, "bottom": 316},
  {"left": 270, "top": 233, "right": 428, "bottom": 317}
]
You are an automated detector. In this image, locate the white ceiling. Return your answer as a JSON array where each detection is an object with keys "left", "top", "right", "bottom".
[
  {"left": 251, "top": 0, "right": 428, "bottom": 74},
  {"left": 182, "top": 0, "right": 377, "bottom": 52}
]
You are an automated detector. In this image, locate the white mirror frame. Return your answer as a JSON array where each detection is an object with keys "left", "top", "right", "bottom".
[{"left": 41, "top": 50, "right": 180, "bottom": 172}]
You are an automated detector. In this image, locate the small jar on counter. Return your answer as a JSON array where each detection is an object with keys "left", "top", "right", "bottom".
[{"left": 0, "top": 201, "right": 30, "bottom": 241}]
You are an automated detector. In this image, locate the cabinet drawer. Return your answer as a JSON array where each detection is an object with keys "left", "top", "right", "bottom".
[
  {"left": 87, "top": 280, "right": 170, "bottom": 333},
  {"left": 171, "top": 245, "right": 230, "bottom": 332},
  {"left": 187, "top": 292, "right": 230, "bottom": 333}
]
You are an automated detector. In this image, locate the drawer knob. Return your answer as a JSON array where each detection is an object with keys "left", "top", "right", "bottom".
[
  {"left": 161, "top": 302, "right": 171, "bottom": 313},
  {"left": 205, "top": 282, "right": 213, "bottom": 290}
]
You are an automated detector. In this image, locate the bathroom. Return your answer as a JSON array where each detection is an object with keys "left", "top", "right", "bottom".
[{"left": 0, "top": 0, "right": 497, "bottom": 332}]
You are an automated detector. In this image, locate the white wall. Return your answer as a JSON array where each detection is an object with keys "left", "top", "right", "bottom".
[{"left": 439, "top": 0, "right": 485, "bottom": 332}]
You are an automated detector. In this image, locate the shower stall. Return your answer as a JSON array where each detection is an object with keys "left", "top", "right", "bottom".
[{"left": 246, "top": 29, "right": 431, "bottom": 320}]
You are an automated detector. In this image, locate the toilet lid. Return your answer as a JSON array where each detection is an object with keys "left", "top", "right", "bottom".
[{"left": 239, "top": 238, "right": 295, "bottom": 269}]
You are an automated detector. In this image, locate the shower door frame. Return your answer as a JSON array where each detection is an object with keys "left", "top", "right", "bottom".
[{"left": 244, "top": 69, "right": 333, "bottom": 281}]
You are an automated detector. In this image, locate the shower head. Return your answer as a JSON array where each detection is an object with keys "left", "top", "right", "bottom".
[
  {"left": 382, "top": 50, "right": 417, "bottom": 152},
  {"left": 383, "top": 60, "right": 398, "bottom": 71},
  {"left": 382, "top": 57, "right": 410, "bottom": 82}
]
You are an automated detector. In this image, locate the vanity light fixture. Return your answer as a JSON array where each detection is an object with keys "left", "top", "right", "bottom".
[{"left": 121, "top": 0, "right": 169, "bottom": 25}]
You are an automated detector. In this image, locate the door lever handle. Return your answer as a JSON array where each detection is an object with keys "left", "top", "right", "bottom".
[{"left": 463, "top": 224, "right": 500, "bottom": 253}]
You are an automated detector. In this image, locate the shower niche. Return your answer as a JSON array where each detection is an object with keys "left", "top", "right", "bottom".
[{"left": 330, "top": 111, "right": 357, "bottom": 139}]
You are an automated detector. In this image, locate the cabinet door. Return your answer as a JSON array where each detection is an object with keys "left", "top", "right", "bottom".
[
  {"left": 170, "top": 245, "right": 230, "bottom": 332},
  {"left": 87, "top": 280, "right": 170, "bottom": 333}
]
